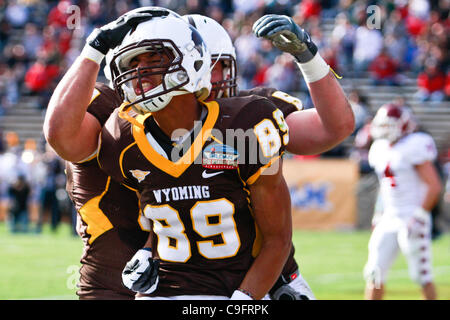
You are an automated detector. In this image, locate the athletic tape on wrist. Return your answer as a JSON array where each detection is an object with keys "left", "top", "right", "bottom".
[
  {"left": 136, "top": 248, "right": 152, "bottom": 260},
  {"left": 414, "top": 207, "right": 430, "bottom": 219},
  {"left": 296, "top": 53, "right": 330, "bottom": 83},
  {"left": 80, "top": 45, "right": 105, "bottom": 65}
]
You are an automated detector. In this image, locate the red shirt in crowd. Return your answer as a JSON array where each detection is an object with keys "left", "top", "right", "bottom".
[
  {"left": 369, "top": 53, "right": 398, "bottom": 79},
  {"left": 299, "top": 0, "right": 322, "bottom": 20},
  {"left": 417, "top": 71, "right": 446, "bottom": 93},
  {"left": 25, "top": 62, "right": 59, "bottom": 92},
  {"left": 444, "top": 72, "right": 450, "bottom": 97}
]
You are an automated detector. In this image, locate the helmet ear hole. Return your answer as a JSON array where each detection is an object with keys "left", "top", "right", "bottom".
[
  {"left": 194, "top": 60, "right": 203, "bottom": 71},
  {"left": 175, "top": 71, "right": 188, "bottom": 82}
]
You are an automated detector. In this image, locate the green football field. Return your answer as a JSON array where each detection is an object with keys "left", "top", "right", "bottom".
[{"left": 0, "top": 222, "right": 449, "bottom": 300}]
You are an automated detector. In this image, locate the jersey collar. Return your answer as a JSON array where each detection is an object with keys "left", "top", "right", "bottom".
[{"left": 129, "top": 101, "right": 219, "bottom": 178}]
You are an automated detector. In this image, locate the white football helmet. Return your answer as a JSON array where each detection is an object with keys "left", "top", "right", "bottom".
[
  {"left": 108, "top": 14, "right": 211, "bottom": 114},
  {"left": 104, "top": 6, "right": 181, "bottom": 84},
  {"left": 183, "top": 14, "right": 237, "bottom": 98},
  {"left": 370, "top": 103, "right": 416, "bottom": 143}
]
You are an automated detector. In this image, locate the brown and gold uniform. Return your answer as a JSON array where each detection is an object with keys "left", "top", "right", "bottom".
[
  {"left": 240, "top": 87, "right": 303, "bottom": 285},
  {"left": 65, "top": 83, "right": 148, "bottom": 299},
  {"left": 98, "top": 95, "right": 289, "bottom": 297}
]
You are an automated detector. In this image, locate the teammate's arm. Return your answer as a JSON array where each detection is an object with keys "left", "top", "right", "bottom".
[
  {"left": 44, "top": 58, "right": 101, "bottom": 162},
  {"left": 44, "top": 11, "right": 154, "bottom": 162},
  {"left": 415, "top": 161, "right": 442, "bottom": 211},
  {"left": 235, "top": 158, "right": 292, "bottom": 300},
  {"left": 253, "top": 15, "right": 355, "bottom": 155},
  {"left": 285, "top": 74, "right": 354, "bottom": 155}
]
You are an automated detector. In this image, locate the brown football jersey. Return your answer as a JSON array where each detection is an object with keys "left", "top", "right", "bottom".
[
  {"left": 239, "top": 87, "right": 303, "bottom": 118},
  {"left": 65, "top": 82, "right": 148, "bottom": 299},
  {"left": 98, "top": 96, "right": 289, "bottom": 297},
  {"left": 239, "top": 87, "right": 302, "bottom": 283}
]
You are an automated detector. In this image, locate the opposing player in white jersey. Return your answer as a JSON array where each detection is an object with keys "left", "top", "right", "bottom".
[{"left": 364, "top": 103, "right": 442, "bottom": 300}]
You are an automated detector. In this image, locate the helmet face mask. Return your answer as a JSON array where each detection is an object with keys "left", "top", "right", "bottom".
[
  {"left": 210, "top": 53, "right": 237, "bottom": 99},
  {"left": 107, "top": 16, "right": 212, "bottom": 114},
  {"left": 110, "top": 39, "right": 189, "bottom": 114}
]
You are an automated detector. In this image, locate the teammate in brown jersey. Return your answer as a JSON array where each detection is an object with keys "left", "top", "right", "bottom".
[
  {"left": 97, "top": 15, "right": 292, "bottom": 300},
  {"left": 186, "top": 14, "right": 311, "bottom": 300},
  {"left": 65, "top": 82, "right": 148, "bottom": 299}
]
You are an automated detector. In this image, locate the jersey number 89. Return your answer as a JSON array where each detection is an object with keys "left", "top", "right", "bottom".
[
  {"left": 143, "top": 198, "right": 240, "bottom": 262},
  {"left": 253, "top": 109, "right": 289, "bottom": 158}
]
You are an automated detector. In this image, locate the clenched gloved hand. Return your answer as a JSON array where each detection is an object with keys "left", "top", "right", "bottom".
[
  {"left": 252, "top": 14, "right": 318, "bottom": 63},
  {"left": 122, "top": 248, "right": 160, "bottom": 294},
  {"left": 86, "top": 11, "right": 156, "bottom": 55}
]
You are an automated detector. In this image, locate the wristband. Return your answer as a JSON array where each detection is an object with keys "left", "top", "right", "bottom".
[
  {"left": 230, "top": 288, "right": 254, "bottom": 300},
  {"left": 296, "top": 53, "right": 330, "bottom": 83},
  {"left": 80, "top": 44, "right": 105, "bottom": 65},
  {"left": 135, "top": 248, "right": 152, "bottom": 260},
  {"left": 414, "top": 207, "right": 430, "bottom": 220}
]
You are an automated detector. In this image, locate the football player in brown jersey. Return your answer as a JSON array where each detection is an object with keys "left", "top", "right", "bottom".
[
  {"left": 183, "top": 14, "right": 315, "bottom": 300},
  {"left": 98, "top": 15, "right": 293, "bottom": 299}
]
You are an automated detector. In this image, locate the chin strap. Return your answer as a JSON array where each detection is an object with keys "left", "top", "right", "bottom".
[
  {"left": 194, "top": 87, "right": 210, "bottom": 101},
  {"left": 118, "top": 103, "right": 146, "bottom": 129}
]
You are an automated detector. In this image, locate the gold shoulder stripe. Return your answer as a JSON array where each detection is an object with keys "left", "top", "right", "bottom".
[
  {"left": 236, "top": 167, "right": 261, "bottom": 258},
  {"left": 235, "top": 166, "right": 251, "bottom": 196},
  {"left": 121, "top": 182, "right": 138, "bottom": 192},
  {"left": 252, "top": 221, "right": 263, "bottom": 258},
  {"left": 89, "top": 88, "right": 101, "bottom": 104},
  {"left": 210, "top": 134, "right": 224, "bottom": 145},
  {"left": 119, "top": 142, "right": 137, "bottom": 179},
  {"left": 271, "top": 90, "right": 303, "bottom": 111},
  {"left": 246, "top": 153, "right": 283, "bottom": 185},
  {"left": 118, "top": 103, "right": 146, "bottom": 130},
  {"left": 76, "top": 151, "right": 98, "bottom": 164},
  {"left": 78, "top": 177, "right": 113, "bottom": 244}
]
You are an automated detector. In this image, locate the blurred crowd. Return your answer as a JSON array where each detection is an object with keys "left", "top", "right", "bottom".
[
  {"left": 0, "top": 131, "right": 73, "bottom": 233},
  {"left": 0, "top": 0, "right": 449, "bottom": 232},
  {"left": 0, "top": 0, "right": 448, "bottom": 116}
]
